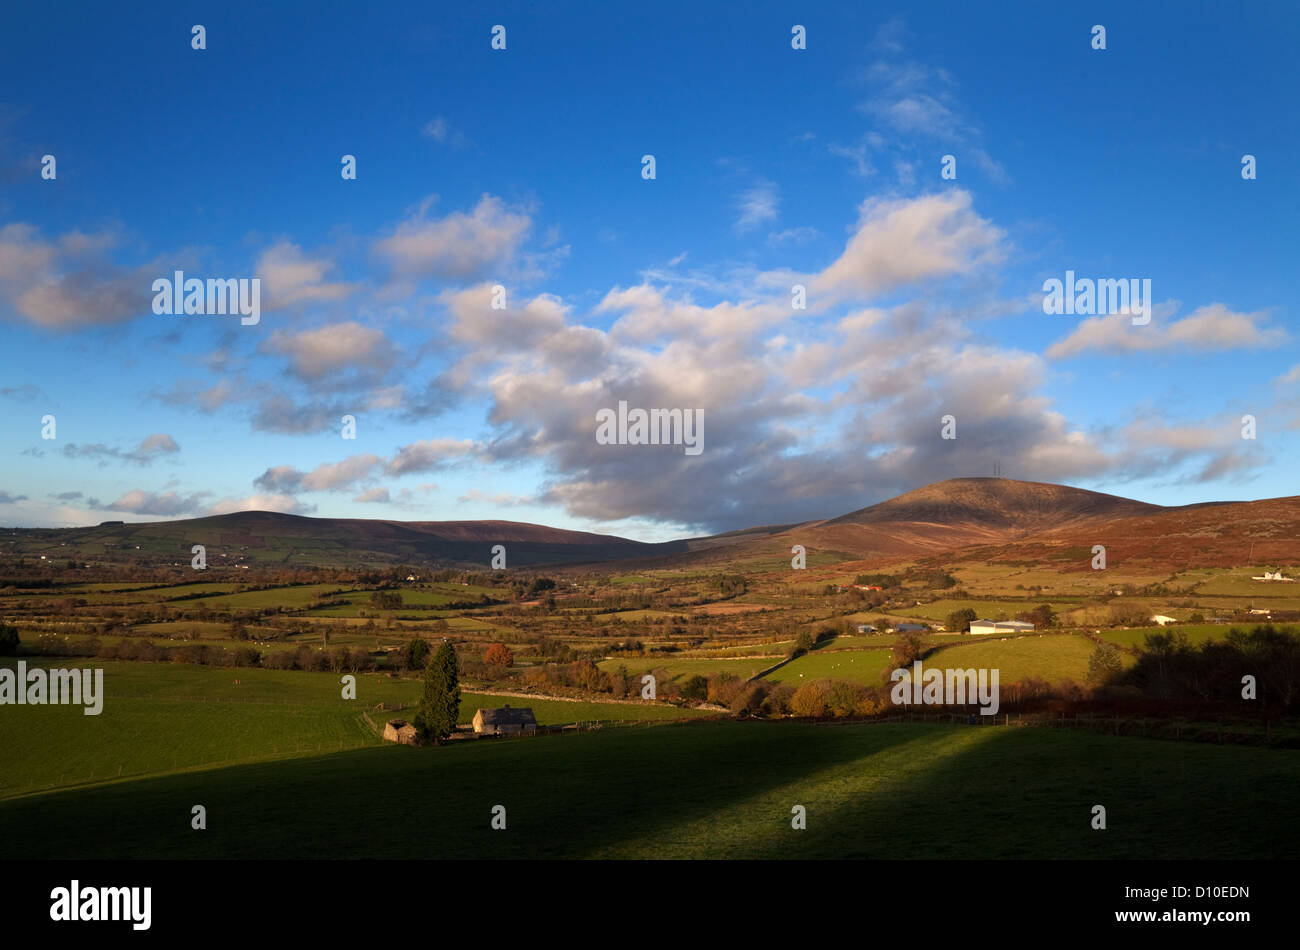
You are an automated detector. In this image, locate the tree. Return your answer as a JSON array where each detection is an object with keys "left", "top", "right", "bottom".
[
  {"left": 891, "top": 632, "right": 925, "bottom": 668},
  {"left": 484, "top": 642, "right": 514, "bottom": 669},
  {"left": 369, "top": 590, "right": 402, "bottom": 611},
  {"left": 792, "top": 630, "right": 814, "bottom": 657},
  {"left": 414, "top": 642, "right": 461, "bottom": 745},
  {"left": 679, "top": 674, "right": 709, "bottom": 702},
  {"left": 0, "top": 623, "right": 19, "bottom": 656},
  {"left": 1017, "top": 603, "right": 1056, "bottom": 628},
  {"left": 946, "top": 608, "right": 977, "bottom": 634},
  {"left": 403, "top": 637, "right": 431, "bottom": 670},
  {"left": 1086, "top": 643, "right": 1123, "bottom": 688}
]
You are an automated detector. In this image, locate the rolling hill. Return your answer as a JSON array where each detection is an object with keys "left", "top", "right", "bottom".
[
  {"left": 4, "top": 477, "right": 1297, "bottom": 570},
  {"left": 1, "top": 510, "right": 687, "bottom": 568}
]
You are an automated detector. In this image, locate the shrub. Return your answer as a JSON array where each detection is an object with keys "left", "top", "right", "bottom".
[
  {"left": 679, "top": 674, "right": 709, "bottom": 702},
  {"left": 790, "top": 679, "right": 832, "bottom": 717},
  {"left": 484, "top": 643, "right": 514, "bottom": 669},
  {"left": 0, "top": 623, "right": 20, "bottom": 656},
  {"left": 891, "top": 632, "right": 925, "bottom": 667}
]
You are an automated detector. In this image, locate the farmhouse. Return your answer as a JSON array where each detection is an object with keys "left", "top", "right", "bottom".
[
  {"left": 383, "top": 719, "right": 418, "bottom": 744},
  {"left": 1252, "top": 571, "right": 1295, "bottom": 582},
  {"left": 382, "top": 719, "right": 417, "bottom": 745},
  {"left": 969, "top": 619, "right": 1036, "bottom": 635},
  {"left": 472, "top": 705, "right": 538, "bottom": 736},
  {"left": 1150, "top": 615, "right": 1178, "bottom": 626}
]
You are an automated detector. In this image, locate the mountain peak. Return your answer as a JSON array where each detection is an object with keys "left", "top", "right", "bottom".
[{"left": 826, "top": 477, "right": 1162, "bottom": 533}]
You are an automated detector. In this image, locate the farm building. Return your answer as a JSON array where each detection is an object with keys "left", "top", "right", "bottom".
[
  {"left": 1150, "top": 615, "right": 1178, "bottom": 626},
  {"left": 1252, "top": 571, "right": 1295, "bottom": 582},
  {"left": 382, "top": 719, "right": 418, "bottom": 745},
  {"left": 856, "top": 624, "right": 876, "bottom": 634},
  {"left": 896, "top": 623, "right": 928, "bottom": 633},
  {"left": 472, "top": 705, "right": 538, "bottom": 736},
  {"left": 969, "top": 619, "right": 1036, "bottom": 635}
]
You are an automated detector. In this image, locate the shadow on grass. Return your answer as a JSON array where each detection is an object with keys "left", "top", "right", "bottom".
[{"left": 2, "top": 719, "right": 1296, "bottom": 859}]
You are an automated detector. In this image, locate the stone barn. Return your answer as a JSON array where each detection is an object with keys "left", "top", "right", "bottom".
[
  {"left": 382, "top": 719, "right": 418, "bottom": 745},
  {"left": 472, "top": 705, "right": 538, "bottom": 736}
]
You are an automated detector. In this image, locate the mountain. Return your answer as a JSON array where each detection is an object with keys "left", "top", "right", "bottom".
[
  {"left": 4, "top": 478, "right": 1297, "bottom": 571},
  {"left": 1, "top": 510, "right": 687, "bottom": 569}
]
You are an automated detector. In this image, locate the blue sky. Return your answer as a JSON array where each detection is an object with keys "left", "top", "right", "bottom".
[{"left": 1, "top": 1, "right": 1296, "bottom": 539}]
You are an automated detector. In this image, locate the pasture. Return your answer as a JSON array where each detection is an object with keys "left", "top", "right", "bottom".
[
  {"left": 0, "top": 660, "right": 709, "bottom": 799},
  {"left": 763, "top": 648, "right": 895, "bottom": 686},
  {"left": 2, "top": 720, "right": 1295, "bottom": 859},
  {"left": 925, "top": 633, "right": 1126, "bottom": 684}
]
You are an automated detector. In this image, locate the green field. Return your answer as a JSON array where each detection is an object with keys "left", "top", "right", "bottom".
[
  {"left": 926, "top": 633, "right": 1120, "bottom": 684},
  {"left": 764, "top": 648, "right": 895, "bottom": 686},
  {"left": 905, "top": 599, "right": 1052, "bottom": 623},
  {"left": 0, "top": 660, "right": 709, "bottom": 798},
  {"left": 598, "top": 655, "right": 780, "bottom": 683},
  {"left": 2, "top": 720, "right": 1295, "bottom": 859},
  {"left": 1094, "top": 624, "right": 1234, "bottom": 649}
]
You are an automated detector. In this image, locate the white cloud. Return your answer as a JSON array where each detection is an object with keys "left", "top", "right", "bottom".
[
  {"left": 256, "top": 241, "right": 355, "bottom": 308},
  {"left": 1048, "top": 303, "right": 1285, "bottom": 359},
  {"left": 374, "top": 194, "right": 531, "bottom": 280},
  {"left": 811, "top": 189, "right": 1003, "bottom": 302},
  {"left": 735, "top": 181, "right": 780, "bottom": 233},
  {"left": 262, "top": 322, "right": 399, "bottom": 382}
]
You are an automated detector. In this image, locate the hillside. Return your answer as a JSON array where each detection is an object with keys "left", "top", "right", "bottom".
[
  {"left": 1, "top": 510, "right": 686, "bottom": 569},
  {"left": 826, "top": 478, "right": 1160, "bottom": 532},
  {"left": 5, "top": 477, "right": 1298, "bottom": 571}
]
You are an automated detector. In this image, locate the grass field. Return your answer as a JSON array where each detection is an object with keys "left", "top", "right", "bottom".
[
  {"left": 764, "top": 648, "right": 895, "bottom": 686},
  {"left": 925, "top": 634, "right": 1121, "bottom": 684},
  {"left": 598, "top": 655, "right": 779, "bottom": 683},
  {"left": 905, "top": 599, "right": 1053, "bottom": 622},
  {"left": 0, "top": 660, "right": 709, "bottom": 798},
  {"left": 2, "top": 720, "right": 1295, "bottom": 859}
]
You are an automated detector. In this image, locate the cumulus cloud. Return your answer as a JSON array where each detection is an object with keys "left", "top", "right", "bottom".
[
  {"left": 61, "top": 433, "right": 180, "bottom": 466},
  {"left": 810, "top": 190, "right": 1003, "bottom": 303},
  {"left": 256, "top": 241, "right": 355, "bottom": 309},
  {"left": 385, "top": 439, "right": 479, "bottom": 476},
  {"left": 373, "top": 194, "right": 531, "bottom": 280},
  {"left": 0, "top": 223, "right": 156, "bottom": 330},
  {"left": 0, "top": 490, "right": 29, "bottom": 504},
  {"left": 262, "top": 322, "right": 399, "bottom": 383},
  {"left": 1047, "top": 303, "right": 1285, "bottom": 359},
  {"left": 99, "top": 489, "right": 211, "bottom": 517},
  {"left": 254, "top": 454, "right": 383, "bottom": 493}
]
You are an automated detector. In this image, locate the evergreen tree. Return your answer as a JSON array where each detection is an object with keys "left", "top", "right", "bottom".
[{"left": 414, "top": 641, "right": 461, "bottom": 744}]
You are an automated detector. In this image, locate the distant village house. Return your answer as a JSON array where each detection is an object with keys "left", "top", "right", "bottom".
[{"left": 472, "top": 705, "right": 538, "bottom": 736}]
